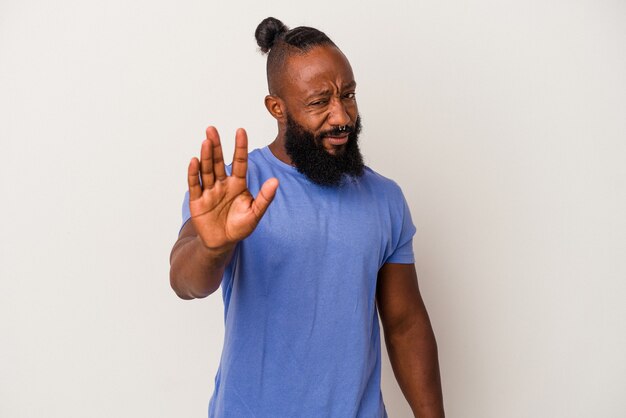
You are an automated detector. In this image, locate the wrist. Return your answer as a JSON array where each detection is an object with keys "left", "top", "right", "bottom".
[{"left": 194, "top": 236, "right": 235, "bottom": 260}]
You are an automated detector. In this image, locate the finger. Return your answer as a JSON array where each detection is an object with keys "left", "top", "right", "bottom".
[
  {"left": 231, "top": 128, "right": 248, "bottom": 179},
  {"left": 187, "top": 157, "right": 202, "bottom": 200},
  {"left": 251, "top": 177, "right": 279, "bottom": 220},
  {"left": 200, "top": 139, "right": 214, "bottom": 188},
  {"left": 206, "top": 126, "right": 226, "bottom": 180}
]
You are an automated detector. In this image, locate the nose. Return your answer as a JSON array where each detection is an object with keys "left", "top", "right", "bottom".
[{"left": 327, "top": 97, "right": 351, "bottom": 127}]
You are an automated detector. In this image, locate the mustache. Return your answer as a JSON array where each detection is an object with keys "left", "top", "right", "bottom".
[{"left": 321, "top": 125, "right": 354, "bottom": 137}]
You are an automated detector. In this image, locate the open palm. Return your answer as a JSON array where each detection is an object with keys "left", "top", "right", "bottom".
[{"left": 187, "top": 127, "right": 279, "bottom": 251}]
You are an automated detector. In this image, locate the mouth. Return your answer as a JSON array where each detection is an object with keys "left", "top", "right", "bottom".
[{"left": 324, "top": 133, "right": 350, "bottom": 146}]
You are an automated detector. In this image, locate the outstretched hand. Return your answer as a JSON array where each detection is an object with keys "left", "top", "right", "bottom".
[{"left": 187, "top": 126, "right": 279, "bottom": 253}]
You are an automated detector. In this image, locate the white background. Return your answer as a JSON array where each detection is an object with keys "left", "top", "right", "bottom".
[{"left": 1, "top": 0, "right": 625, "bottom": 417}]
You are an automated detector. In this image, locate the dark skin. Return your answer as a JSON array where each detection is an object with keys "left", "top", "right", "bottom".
[
  {"left": 169, "top": 45, "right": 444, "bottom": 417},
  {"left": 377, "top": 263, "right": 445, "bottom": 417},
  {"left": 264, "top": 46, "right": 357, "bottom": 159}
]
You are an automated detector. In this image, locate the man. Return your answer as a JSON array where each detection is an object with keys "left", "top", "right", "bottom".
[{"left": 170, "top": 17, "right": 444, "bottom": 418}]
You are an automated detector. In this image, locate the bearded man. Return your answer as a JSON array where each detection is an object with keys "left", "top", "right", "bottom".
[{"left": 169, "top": 17, "right": 445, "bottom": 418}]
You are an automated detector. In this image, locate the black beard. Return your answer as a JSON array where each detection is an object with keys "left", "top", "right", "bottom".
[{"left": 284, "top": 115, "right": 364, "bottom": 187}]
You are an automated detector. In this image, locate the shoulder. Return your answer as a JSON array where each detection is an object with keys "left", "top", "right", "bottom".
[
  {"left": 229, "top": 147, "right": 269, "bottom": 178},
  {"left": 248, "top": 147, "right": 265, "bottom": 163},
  {"left": 240, "top": 147, "right": 280, "bottom": 193},
  {"left": 360, "top": 166, "right": 405, "bottom": 198},
  {"left": 248, "top": 147, "right": 274, "bottom": 171}
]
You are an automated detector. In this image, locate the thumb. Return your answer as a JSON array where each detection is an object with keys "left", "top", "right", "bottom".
[{"left": 251, "top": 177, "right": 279, "bottom": 219}]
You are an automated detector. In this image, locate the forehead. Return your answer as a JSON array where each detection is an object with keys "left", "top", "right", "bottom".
[{"left": 282, "top": 46, "right": 355, "bottom": 96}]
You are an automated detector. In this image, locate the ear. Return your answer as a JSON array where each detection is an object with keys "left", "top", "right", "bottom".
[{"left": 265, "top": 95, "right": 286, "bottom": 120}]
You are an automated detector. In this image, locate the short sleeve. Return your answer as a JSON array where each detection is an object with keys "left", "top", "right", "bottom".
[
  {"left": 180, "top": 191, "right": 191, "bottom": 233},
  {"left": 384, "top": 190, "right": 417, "bottom": 264}
]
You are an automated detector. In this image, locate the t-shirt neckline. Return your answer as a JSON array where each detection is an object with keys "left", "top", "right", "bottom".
[{"left": 260, "top": 146, "right": 301, "bottom": 174}]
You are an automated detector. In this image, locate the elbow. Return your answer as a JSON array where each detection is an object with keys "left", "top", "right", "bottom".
[
  {"left": 172, "top": 286, "right": 197, "bottom": 300},
  {"left": 169, "top": 269, "right": 212, "bottom": 300},
  {"left": 170, "top": 274, "right": 194, "bottom": 300},
  {"left": 170, "top": 278, "right": 212, "bottom": 300},
  {"left": 384, "top": 313, "right": 439, "bottom": 350},
  {"left": 168, "top": 240, "right": 223, "bottom": 300},
  {"left": 170, "top": 267, "right": 220, "bottom": 300}
]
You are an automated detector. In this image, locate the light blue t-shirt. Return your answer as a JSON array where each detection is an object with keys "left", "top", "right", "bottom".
[{"left": 181, "top": 146, "right": 416, "bottom": 417}]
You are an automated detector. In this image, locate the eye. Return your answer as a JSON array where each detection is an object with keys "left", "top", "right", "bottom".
[
  {"left": 309, "top": 99, "right": 328, "bottom": 107},
  {"left": 343, "top": 92, "right": 356, "bottom": 100}
]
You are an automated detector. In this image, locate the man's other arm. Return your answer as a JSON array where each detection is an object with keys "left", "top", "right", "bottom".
[{"left": 376, "top": 262, "right": 445, "bottom": 418}]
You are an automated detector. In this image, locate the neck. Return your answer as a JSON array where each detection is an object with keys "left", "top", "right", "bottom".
[{"left": 268, "top": 136, "right": 293, "bottom": 166}]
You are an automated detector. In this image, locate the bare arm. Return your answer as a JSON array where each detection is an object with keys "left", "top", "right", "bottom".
[
  {"left": 169, "top": 127, "right": 278, "bottom": 299},
  {"left": 169, "top": 221, "right": 234, "bottom": 299},
  {"left": 376, "top": 263, "right": 444, "bottom": 418}
]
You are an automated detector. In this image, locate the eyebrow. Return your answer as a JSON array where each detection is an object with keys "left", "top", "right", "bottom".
[{"left": 305, "top": 81, "right": 358, "bottom": 100}]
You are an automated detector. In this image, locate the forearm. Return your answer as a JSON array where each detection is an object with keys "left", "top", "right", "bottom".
[
  {"left": 169, "top": 235, "right": 234, "bottom": 299},
  {"left": 385, "top": 319, "right": 444, "bottom": 418}
]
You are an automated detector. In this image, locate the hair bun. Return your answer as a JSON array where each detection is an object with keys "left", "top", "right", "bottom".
[{"left": 255, "top": 17, "right": 288, "bottom": 53}]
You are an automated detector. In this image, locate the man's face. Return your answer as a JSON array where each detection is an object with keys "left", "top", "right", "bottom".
[{"left": 278, "top": 45, "right": 364, "bottom": 185}]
